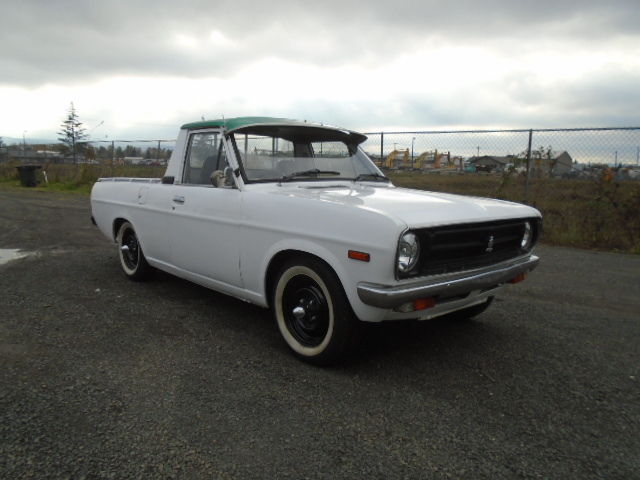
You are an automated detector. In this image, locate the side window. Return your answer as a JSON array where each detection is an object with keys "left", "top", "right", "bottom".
[{"left": 183, "top": 132, "right": 227, "bottom": 185}]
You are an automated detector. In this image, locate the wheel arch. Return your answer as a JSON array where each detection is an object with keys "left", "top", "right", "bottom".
[
  {"left": 112, "top": 217, "right": 128, "bottom": 241},
  {"left": 264, "top": 249, "right": 345, "bottom": 310},
  {"left": 113, "top": 217, "right": 152, "bottom": 255}
]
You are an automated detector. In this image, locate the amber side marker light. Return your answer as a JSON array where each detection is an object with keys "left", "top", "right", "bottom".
[
  {"left": 395, "top": 297, "right": 437, "bottom": 313},
  {"left": 348, "top": 250, "right": 370, "bottom": 262},
  {"left": 414, "top": 298, "right": 437, "bottom": 310},
  {"left": 509, "top": 273, "right": 527, "bottom": 284}
]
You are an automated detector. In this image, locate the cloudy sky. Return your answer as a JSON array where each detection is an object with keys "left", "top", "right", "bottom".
[{"left": 1, "top": 0, "right": 639, "bottom": 141}]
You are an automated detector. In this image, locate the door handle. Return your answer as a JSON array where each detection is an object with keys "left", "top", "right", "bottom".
[{"left": 172, "top": 195, "right": 185, "bottom": 204}]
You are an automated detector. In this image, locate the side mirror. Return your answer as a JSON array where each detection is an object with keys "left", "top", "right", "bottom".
[
  {"left": 223, "top": 166, "right": 235, "bottom": 187},
  {"left": 210, "top": 170, "right": 224, "bottom": 187},
  {"left": 209, "top": 167, "right": 236, "bottom": 188}
]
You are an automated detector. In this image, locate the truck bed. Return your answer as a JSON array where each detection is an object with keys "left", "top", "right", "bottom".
[{"left": 96, "top": 177, "right": 161, "bottom": 183}]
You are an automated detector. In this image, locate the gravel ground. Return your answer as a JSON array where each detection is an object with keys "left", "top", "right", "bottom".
[{"left": 1, "top": 186, "right": 639, "bottom": 479}]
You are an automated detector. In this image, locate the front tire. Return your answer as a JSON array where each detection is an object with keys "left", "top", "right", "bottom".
[
  {"left": 116, "top": 221, "right": 151, "bottom": 281},
  {"left": 273, "top": 257, "right": 357, "bottom": 365}
]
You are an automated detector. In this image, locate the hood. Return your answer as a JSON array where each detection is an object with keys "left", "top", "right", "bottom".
[{"left": 269, "top": 183, "right": 540, "bottom": 229}]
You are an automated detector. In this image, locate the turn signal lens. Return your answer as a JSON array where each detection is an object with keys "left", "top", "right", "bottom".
[
  {"left": 395, "top": 297, "right": 436, "bottom": 312},
  {"left": 413, "top": 298, "right": 437, "bottom": 310},
  {"left": 348, "top": 250, "right": 370, "bottom": 262}
]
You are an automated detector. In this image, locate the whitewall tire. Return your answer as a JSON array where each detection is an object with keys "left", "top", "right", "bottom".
[
  {"left": 116, "top": 221, "right": 151, "bottom": 281},
  {"left": 273, "top": 257, "right": 357, "bottom": 365}
]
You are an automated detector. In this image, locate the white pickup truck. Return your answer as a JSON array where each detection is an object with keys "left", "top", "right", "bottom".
[{"left": 91, "top": 117, "right": 541, "bottom": 364}]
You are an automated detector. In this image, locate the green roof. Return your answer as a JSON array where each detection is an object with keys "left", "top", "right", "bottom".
[
  {"left": 182, "top": 116, "right": 312, "bottom": 131},
  {"left": 181, "top": 116, "right": 361, "bottom": 133},
  {"left": 181, "top": 116, "right": 368, "bottom": 144}
]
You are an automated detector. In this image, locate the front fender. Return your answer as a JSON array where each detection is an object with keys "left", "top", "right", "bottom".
[{"left": 258, "top": 238, "right": 390, "bottom": 321}]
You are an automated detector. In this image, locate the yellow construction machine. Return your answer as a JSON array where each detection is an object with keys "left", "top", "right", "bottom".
[{"left": 384, "top": 149, "right": 410, "bottom": 169}]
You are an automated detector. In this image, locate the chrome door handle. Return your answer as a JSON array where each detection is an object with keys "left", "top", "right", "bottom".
[{"left": 172, "top": 195, "right": 185, "bottom": 204}]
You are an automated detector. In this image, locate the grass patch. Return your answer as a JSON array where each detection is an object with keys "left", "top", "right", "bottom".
[
  {"left": 388, "top": 171, "right": 640, "bottom": 253},
  {"left": 0, "top": 162, "right": 165, "bottom": 195},
  {"left": 1, "top": 163, "right": 638, "bottom": 253}
]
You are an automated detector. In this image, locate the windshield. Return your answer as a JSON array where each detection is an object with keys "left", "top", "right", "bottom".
[{"left": 229, "top": 126, "right": 384, "bottom": 183}]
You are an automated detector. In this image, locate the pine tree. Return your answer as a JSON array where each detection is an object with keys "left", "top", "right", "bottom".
[{"left": 58, "top": 102, "right": 87, "bottom": 164}]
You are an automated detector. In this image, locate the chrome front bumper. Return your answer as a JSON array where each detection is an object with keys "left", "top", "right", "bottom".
[{"left": 357, "top": 254, "right": 539, "bottom": 309}]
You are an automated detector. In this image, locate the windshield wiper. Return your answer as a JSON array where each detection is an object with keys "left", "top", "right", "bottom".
[
  {"left": 354, "top": 173, "right": 389, "bottom": 182},
  {"left": 280, "top": 168, "right": 341, "bottom": 182}
]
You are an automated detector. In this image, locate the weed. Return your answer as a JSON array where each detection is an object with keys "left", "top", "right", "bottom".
[
  {"left": 1, "top": 163, "right": 637, "bottom": 253},
  {"left": 388, "top": 171, "right": 640, "bottom": 253}
]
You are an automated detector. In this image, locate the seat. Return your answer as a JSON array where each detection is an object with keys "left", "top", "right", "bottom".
[{"left": 200, "top": 155, "right": 217, "bottom": 184}]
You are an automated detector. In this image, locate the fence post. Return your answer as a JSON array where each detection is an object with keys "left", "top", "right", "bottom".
[
  {"left": 525, "top": 129, "right": 533, "bottom": 203},
  {"left": 380, "top": 132, "right": 384, "bottom": 165}
]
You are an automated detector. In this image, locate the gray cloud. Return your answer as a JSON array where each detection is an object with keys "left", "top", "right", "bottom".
[
  {"left": 289, "top": 66, "right": 640, "bottom": 131},
  {"left": 2, "top": 0, "right": 639, "bottom": 85},
  {"left": 2, "top": 0, "right": 639, "bottom": 135}
]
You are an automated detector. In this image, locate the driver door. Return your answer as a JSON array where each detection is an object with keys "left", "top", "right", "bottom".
[{"left": 167, "top": 130, "right": 243, "bottom": 288}]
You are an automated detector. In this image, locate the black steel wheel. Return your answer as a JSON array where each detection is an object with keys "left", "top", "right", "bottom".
[
  {"left": 116, "top": 221, "right": 151, "bottom": 281},
  {"left": 273, "top": 256, "right": 358, "bottom": 365},
  {"left": 282, "top": 274, "right": 331, "bottom": 348}
]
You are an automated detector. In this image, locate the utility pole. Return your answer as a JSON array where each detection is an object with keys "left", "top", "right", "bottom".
[
  {"left": 524, "top": 129, "right": 533, "bottom": 204},
  {"left": 411, "top": 137, "right": 415, "bottom": 169},
  {"left": 476, "top": 146, "right": 480, "bottom": 158},
  {"left": 22, "top": 130, "right": 27, "bottom": 161},
  {"left": 614, "top": 150, "right": 618, "bottom": 168}
]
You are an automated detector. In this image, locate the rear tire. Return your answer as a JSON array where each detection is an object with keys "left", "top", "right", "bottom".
[
  {"left": 116, "top": 221, "right": 151, "bottom": 281},
  {"left": 272, "top": 257, "right": 358, "bottom": 365}
]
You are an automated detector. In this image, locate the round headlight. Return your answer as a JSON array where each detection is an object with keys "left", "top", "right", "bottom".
[
  {"left": 521, "top": 221, "right": 532, "bottom": 249},
  {"left": 398, "top": 232, "right": 420, "bottom": 273}
]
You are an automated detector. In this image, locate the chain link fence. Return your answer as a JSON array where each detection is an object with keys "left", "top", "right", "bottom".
[
  {"left": 362, "top": 127, "right": 640, "bottom": 252},
  {"left": 83, "top": 139, "right": 177, "bottom": 167},
  {"left": 363, "top": 127, "right": 640, "bottom": 175},
  {"left": 0, "top": 139, "right": 176, "bottom": 166},
  {"left": 0, "top": 139, "right": 176, "bottom": 192},
  {"left": 1, "top": 127, "right": 639, "bottom": 251}
]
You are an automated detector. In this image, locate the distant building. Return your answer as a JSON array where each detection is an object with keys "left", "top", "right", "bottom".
[
  {"left": 123, "top": 156, "right": 146, "bottom": 165},
  {"left": 531, "top": 151, "right": 573, "bottom": 177},
  {"left": 6, "top": 145, "right": 64, "bottom": 163},
  {"left": 468, "top": 155, "right": 515, "bottom": 173},
  {"left": 470, "top": 152, "right": 574, "bottom": 177}
]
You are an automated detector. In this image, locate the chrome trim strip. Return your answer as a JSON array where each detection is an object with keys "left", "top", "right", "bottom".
[{"left": 357, "top": 255, "right": 539, "bottom": 309}]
